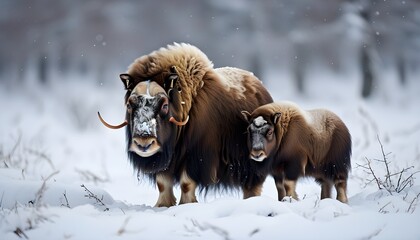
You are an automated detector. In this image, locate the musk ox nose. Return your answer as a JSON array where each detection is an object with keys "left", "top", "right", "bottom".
[
  {"left": 139, "top": 132, "right": 152, "bottom": 138},
  {"left": 133, "top": 138, "right": 156, "bottom": 151},
  {"left": 250, "top": 149, "right": 267, "bottom": 162}
]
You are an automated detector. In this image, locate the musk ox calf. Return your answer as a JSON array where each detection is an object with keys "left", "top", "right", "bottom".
[
  {"left": 99, "top": 43, "right": 273, "bottom": 207},
  {"left": 242, "top": 102, "right": 351, "bottom": 203}
]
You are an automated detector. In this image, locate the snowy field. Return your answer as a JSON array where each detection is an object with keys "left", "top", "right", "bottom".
[{"left": 1, "top": 69, "right": 420, "bottom": 239}]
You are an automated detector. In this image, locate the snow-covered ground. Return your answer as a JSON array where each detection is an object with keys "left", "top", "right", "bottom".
[{"left": 1, "top": 69, "right": 420, "bottom": 239}]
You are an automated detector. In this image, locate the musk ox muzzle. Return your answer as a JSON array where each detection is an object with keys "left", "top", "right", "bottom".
[
  {"left": 249, "top": 133, "right": 269, "bottom": 162},
  {"left": 130, "top": 117, "right": 161, "bottom": 157}
]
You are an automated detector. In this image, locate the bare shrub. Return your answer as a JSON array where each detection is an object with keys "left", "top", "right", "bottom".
[
  {"left": 1, "top": 134, "right": 55, "bottom": 173},
  {"left": 357, "top": 136, "right": 419, "bottom": 194},
  {"left": 75, "top": 168, "right": 109, "bottom": 184},
  {"left": 1, "top": 134, "right": 22, "bottom": 168},
  {"left": 29, "top": 171, "right": 60, "bottom": 209},
  {"left": 6, "top": 174, "right": 57, "bottom": 239}
]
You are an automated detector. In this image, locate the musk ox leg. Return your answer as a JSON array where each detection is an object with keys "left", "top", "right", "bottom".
[
  {"left": 335, "top": 180, "right": 348, "bottom": 203},
  {"left": 243, "top": 183, "right": 263, "bottom": 199},
  {"left": 273, "top": 174, "right": 298, "bottom": 201},
  {"left": 273, "top": 175, "right": 286, "bottom": 201},
  {"left": 155, "top": 173, "right": 176, "bottom": 207},
  {"left": 284, "top": 180, "right": 298, "bottom": 200},
  {"left": 179, "top": 170, "right": 198, "bottom": 204},
  {"left": 318, "top": 178, "right": 333, "bottom": 200}
]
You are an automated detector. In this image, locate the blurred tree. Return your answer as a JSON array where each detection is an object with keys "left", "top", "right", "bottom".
[
  {"left": 360, "top": 44, "right": 374, "bottom": 98},
  {"left": 293, "top": 45, "right": 307, "bottom": 94},
  {"left": 38, "top": 53, "right": 48, "bottom": 85},
  {"left": 358, "top": 4, "right": 375, "bottom": 98},
  {"left": 0, "top": 0, "right": 419, "bottom": 93},
  {"left": 397, "top": 53, "right": 406, "bottom": 86}
]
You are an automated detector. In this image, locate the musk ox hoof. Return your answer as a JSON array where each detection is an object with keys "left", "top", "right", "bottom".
[
  {"left": 280, "top": 196, "right": 298, "bottom": 203},
  {"left": 154, "top": 198, "right": 176, "bottom": 208},
  {"left": 179, "top": 198, "right": 198, "bottom": 205},
  {"left": 154, "top": 193, "right": 177, "bottom": 208}
]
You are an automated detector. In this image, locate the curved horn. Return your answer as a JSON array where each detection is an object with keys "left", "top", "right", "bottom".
[
  {"left": 97, "top": 112, "right": 128, "bottom": 129},
  {"left": 169, "top": 115, "right": 189, "bottom": 126}
]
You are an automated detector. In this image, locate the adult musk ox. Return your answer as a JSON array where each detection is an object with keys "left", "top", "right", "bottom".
[
  {"left": 98, "top": 43, "right": 273, "bottom": 207},
  {"left": 242, "top": 102, "right": 351, "bottom": 203}
]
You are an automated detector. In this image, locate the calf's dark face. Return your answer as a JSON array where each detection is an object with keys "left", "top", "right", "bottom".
[{"left": 242, "top": 112, "right": 281, "bottom": 162}]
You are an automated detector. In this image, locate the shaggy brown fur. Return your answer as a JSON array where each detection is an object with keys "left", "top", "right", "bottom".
[
  {"left": 243, "top": 101, "right": 351, "bottom": 203},
  {"left": 119, "top": 43, "right": 273, "bottom": 207}
]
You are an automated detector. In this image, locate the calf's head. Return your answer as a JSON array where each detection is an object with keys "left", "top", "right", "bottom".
[{"left": 242, "top": 111, "right": 281, "bottom": 162}]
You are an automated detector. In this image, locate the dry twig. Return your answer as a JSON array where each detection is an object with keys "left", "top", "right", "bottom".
[
  {"left": 407, "top": 193, "right": 420, "bottom": 214},
  {"left": 80, "top": 184, "right": 109, "bottom": 211},
  {"left": 61, "top": 191, "right": 71, "bottom": 208},
  {"left": 31, "top": 171, "right": 60, "bottom": 209},
  {"left": 13, "top": 227, "right": 29, "bottom": 239}
]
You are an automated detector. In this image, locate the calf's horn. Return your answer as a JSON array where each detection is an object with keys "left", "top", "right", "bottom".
[
  {"left": 97, "top": 112, "right": 128, "bottom": 129},
  {"left": 169, "top": 115, "right": 189, "bottom": 126}
]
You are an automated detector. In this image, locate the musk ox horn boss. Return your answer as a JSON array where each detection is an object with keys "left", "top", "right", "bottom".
[
  {"left": 242, "top": 101, "right": 351, "bottom": 203},
  {"left": 99, "top": 43, "right": 273, "bottom": 207}
]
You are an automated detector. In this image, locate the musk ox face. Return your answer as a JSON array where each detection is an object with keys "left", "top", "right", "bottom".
[
  {"left": 98, "top": 69, "right": 189, "bottom": 173},
  {"left": 124, "top": 80, "right": 180, "bottom": 173},
  {"left": 126, "top": 81, "right": 171, "bottom": 158},
  {"left": 242, "top": 112, "right": 281, "bottom": 162}
]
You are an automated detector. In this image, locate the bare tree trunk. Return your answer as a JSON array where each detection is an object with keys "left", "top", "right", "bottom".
[
  {"left": 294, "top": 46, "right": 306, "bottom": 94},
  {"left": 361, "top": 45, "right": 374, "bottom": 98},
  {"left": 250, "top": 52, "right": 262, "bottom": 82},
  {"left": 58, "top": 46, "right": 70, "bottom": 76},
  {"left": 358, "top": 4, "right": 375, "bottom": 99},
  {"left": 397, "top": 54, "right": 406, "bottom": 86},
  {"left": 38, "top": 53, "right": 48, "bottom": 85},
  {"left": 17, "top": 59, "right": 26, "bottom": 84}
]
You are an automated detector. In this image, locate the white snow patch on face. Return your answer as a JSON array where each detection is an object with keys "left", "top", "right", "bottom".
[
  {"left": 135, "top": 118, "right": 157, "bottom": 136},
  {"left": 253, "top": 116, "right": 267, "bottom": 127}
]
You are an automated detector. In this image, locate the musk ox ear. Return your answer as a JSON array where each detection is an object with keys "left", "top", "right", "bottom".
[
  {"left": 120, "top": 74, "right": 134, "bottom": 91},
  {"left": 272, "top": 112, "right": 282, "bottom": 125},
  {"left": 241, "top": 111, "right": 251, "bottom": 122},
  {"left": 165, "top": 67, "right": 179, "bottom": 96},
  {"left": 166, "top": 74, "right": 178, "bottom": 90}
]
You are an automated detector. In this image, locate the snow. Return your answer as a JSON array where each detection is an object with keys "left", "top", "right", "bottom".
[
  {"left": 1, "top": 70, "right": 420, "bottom": 240},
  {"left": 253, "top": 116, "right": 267, "bottom": 127}
]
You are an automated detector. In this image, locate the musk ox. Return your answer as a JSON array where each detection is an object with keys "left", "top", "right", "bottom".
[
  {"left": 242, "top": 101, "right": 351, "bottom": 203},
  {"left": 98, "top": 43, "right": 273, "bottom": 207}
]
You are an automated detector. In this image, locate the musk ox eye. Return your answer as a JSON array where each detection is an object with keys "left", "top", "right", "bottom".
[
  {"left": 127, "top": 103, "right": 132, "bottom": 111},
  {"left": 127, "top": 96, "right": 137, "bottom": 112},
  {"left": 161, "top": 103, "right": 169, "bottom": 115},
  {"left": 267, "top": 129, "right": 273, "bottom": 136}
]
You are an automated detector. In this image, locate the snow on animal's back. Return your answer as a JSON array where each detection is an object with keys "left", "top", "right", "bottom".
[
  {"left": 307, "top": 108, "right": 340, "bottom": 135},
  {"left": 276, "top": 101, "right": 314, "bottom": 125},
  {"left": 215, "top": 67, "right": 252, "bottom": 99},
  {"left": 275, "top": 101, "right": 341, "bottom": 133}
]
